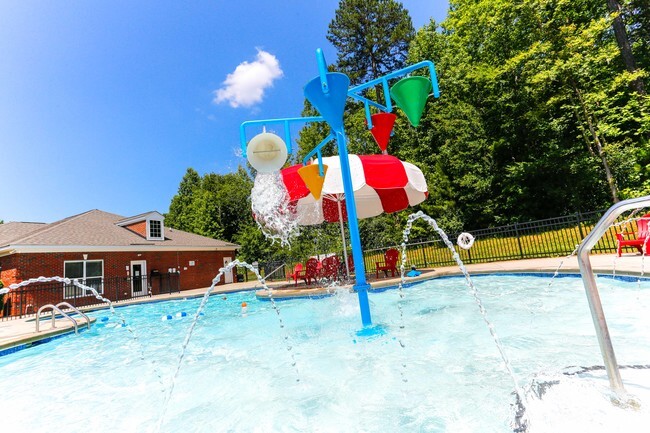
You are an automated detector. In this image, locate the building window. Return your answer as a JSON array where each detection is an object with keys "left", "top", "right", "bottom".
[
  {"left": 63, "top": 260, "right": 104, "bottom": 298},
  {"left": 148, "top": 219, "right": 163, "bottom": 240}
]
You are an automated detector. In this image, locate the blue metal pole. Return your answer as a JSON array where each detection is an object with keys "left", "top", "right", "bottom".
[
  {"left": 316, "top": 48, "right": 330, "bottom": 94},
  {"left": 334, "top": 130, "right": 372, "bottom": 326}
]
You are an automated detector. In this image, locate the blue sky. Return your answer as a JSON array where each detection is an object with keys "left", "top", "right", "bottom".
[{"left": 0, "top": 1, "right": 448, "bottom": 223}]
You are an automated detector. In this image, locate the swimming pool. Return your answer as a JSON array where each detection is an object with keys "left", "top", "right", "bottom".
[{"left": 1, "top": 274, "right": 649, "bottom": 432}]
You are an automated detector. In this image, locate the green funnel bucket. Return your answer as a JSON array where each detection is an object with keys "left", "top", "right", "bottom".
[{"left": 389, "top": 76, "right": 432, "bottom": 127}]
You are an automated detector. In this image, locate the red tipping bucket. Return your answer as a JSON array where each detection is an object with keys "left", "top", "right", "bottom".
[
  {"left": 389, "top": 76, "right": 432, "bottom": 127},
  {"left": 369, "top": 113, "right": 397, "bottom": 153}
]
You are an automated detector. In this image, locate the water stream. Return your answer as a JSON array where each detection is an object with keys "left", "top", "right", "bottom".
[
  {"left": 397, "top": 211, "right": 527, "bottom": 425},
  {"left": 156, "top": 259, "right": 298, "bottom": 431},
  {"left": 3, "top": 276, "right": 166, "bottom": 390}
]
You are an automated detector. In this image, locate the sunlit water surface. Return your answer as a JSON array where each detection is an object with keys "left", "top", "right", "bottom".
[{"left": 1, "top": 274, "right": 650, "bottom": 432}]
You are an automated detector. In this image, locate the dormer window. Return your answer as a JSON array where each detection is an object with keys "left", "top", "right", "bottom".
[
  {"left": 147, "top": 219, "right": 164, "bottom": 240},
  {"left": 117, "top": 211, "right": 165, "bottom": 241}
]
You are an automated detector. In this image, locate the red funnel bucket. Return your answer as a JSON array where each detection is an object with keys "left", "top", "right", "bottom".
[
  {"left": 389, "top": 76, "right": 432, "bottom": 127},
  {"left": 369, "top": 113, "right": 396, "bottom": 152}
]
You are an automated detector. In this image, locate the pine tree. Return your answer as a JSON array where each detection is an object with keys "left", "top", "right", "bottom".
[{"left": 327, "top": 0, "right": 415, "bottom": 84}]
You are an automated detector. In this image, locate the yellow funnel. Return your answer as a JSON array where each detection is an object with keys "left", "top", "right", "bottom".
[
  {"left": 298, "top": 163, "right": 328, "bottom": 200},
  {"left": 389, "top": 76, "right": 432, "bottom": 127}
]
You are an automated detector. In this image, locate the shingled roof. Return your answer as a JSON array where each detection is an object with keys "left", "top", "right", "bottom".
[{"left": 0, "top": 210, "right": 239, "bottom": 253}]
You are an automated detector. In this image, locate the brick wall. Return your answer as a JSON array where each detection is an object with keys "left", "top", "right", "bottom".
[
  {"left": 125, "top": 221, "right": 147, "bottom": 237},
  {"left": 0, "top": 250, "right": 237, "bottom": 291},
  {"left": 0, "top": 249, "right": 237, "bottom": 317}
]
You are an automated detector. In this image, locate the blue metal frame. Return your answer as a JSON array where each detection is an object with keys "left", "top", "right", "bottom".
[
  {"left": 347, "top": 60, "right": 440, "bottom": 128},
  {"left": 302, "top": 132, "right": 335, "bottom": 177},
  {"left": 239, "top": 116, "right": 323, "bottom": 158},
  {"left": 240, "top": 49, "right": 440, "bottom": 328}
]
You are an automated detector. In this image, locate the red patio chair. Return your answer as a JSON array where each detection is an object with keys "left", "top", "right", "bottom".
[
  {"left": 376, "top": 248, "right": 399, "bottom": 278},
  {"left": 287, "top": 263, "right": 304, "bottom": 287},
  {"left": 304, "top": 258, "right": 320, "bottom": 285},
  {"left": 616, "top": 213, "right": 650, "bottom": 257},
  {"left": 321, "top": 256, "right": 340, "bottom": 280}
]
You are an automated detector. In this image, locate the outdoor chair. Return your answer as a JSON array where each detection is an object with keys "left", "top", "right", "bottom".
[
  {"left": 616, "top": 213, "right": 650, "bottom": 257},
  {"left": 376, "top": 248, "right": 399, "bottom": 278},
  {"left": 287, "top": 263, "right": 304, "bottom": 287},
  {"left": 304, "top": 258, "right": 320, "bottom": 285},
  {"left": 321, "top": 256, "right": 340, "bottom": 280}
]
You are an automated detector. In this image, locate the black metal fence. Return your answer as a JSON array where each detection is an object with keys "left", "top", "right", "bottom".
[
  {"left": 361, "top": 210, "right": 634, "bottom": 270},
  {"left": 256, "top": 209, "right": 648, "bottom": 280},
  {"left": 0, "top": 273, "right": 180, "bottom": 320},
  {"left": 3, "top": 210, "right": 642, "bottom": 317}
]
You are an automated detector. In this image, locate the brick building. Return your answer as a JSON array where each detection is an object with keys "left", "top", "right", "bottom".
[{"left": 0, "top": 210, "right": 239, "bottom": 316}]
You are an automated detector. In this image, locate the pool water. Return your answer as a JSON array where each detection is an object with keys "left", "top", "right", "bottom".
[{"left": 1, "top": 274, "right": 650, "bottom": 432}]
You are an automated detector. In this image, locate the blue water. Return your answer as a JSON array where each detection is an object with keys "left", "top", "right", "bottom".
[{"left": 1, "top": 274, "right": 650, "bottom": 432}]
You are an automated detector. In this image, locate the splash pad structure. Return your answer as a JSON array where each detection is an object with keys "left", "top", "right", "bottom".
[
  {"left": 240, "top": 48, "right": 440, "bottom": 328},
  {"left": 2, "top": 45, "right": 650, "bottom": 432}
]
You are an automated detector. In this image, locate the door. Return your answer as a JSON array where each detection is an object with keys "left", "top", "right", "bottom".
[
  {"left": 130, "top": 260, "right": 147, "bottom": 296},
  {"left": 223, "top": 257, "right": 233, "bottom": 284}
]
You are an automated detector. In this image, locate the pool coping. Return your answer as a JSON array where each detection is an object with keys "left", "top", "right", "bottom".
[{"left": 1, "top": 253, "right": 648, "bottom": 355}]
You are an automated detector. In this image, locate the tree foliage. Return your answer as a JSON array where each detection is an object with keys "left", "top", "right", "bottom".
[
  {"left": 169, "top": 0, "right": 650, "bottom": 263},
  {"left": 404, "top": 0, "right": 649, "bottom": 226},
  {"left": 327, "top": 0, "right": 415, "bottom": 84},
  {"left": 166, "top": 167, "right": 254, "bottom": 242}
]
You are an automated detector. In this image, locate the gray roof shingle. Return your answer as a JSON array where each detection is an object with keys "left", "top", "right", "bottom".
[{"left": 0, "top": 210, "right": 239, "bottom": 249}]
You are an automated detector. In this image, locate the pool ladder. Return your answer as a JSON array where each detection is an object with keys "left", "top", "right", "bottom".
[
  {"left": 577, "top": 194, "right": 650, "bottom": 397},
  {"left": 35, "top": 302, "right": 91, "bottom": 334}
]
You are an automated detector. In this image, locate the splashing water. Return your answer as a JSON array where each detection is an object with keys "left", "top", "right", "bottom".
[
  {"left": 4, "top": 276, "right": 165, "bottom": 390},
  {"left": 251, "top": 172, "right": 300, "bottom": 246},
  {"left": 544, "top": 245, "right": 580, "bottom": 292},
  {"left": 157, "top": 259, "right": 298, "bottom": 432},
  {"left": 397, "top": 211, "right": 527, "bottom": 428}
]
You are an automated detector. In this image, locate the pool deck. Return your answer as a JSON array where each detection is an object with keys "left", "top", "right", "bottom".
[{"left": 1, "top": 253, "right": 648, "bottom": 353}]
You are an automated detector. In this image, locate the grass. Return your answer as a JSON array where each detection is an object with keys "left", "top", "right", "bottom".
[{"left": 252, "top": 216, "right": 642, "bottom": 281}]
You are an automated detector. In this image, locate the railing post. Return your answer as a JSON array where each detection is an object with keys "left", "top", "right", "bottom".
[
  {"left": 420, "top": 243, "right": 428, "bottom": 267},
  {"left": 514, "top": 222, "right": 524, "bottom": 259},
  {"left": 20, "top": 289, "right": 25, "bottom": 319},
  {"left": 576, "top": 212, "right": 585, "bottom": 240}
]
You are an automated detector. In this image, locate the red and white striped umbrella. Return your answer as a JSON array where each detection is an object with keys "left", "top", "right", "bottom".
[{"left": 280, "top": 154, "right": 428, "bottom": 225}]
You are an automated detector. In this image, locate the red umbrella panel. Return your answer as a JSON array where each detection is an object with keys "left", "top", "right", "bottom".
[{"left": 280, "top": 154, "right": 428, "bottom": 225}]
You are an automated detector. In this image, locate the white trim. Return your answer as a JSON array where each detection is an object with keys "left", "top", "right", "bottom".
[
  {"left": 63, "top": 259, "right": 104, "bottom": 299},
  {"left": 0, "top": 244, "right": 239, "bottom": 255},
  {"left": 146, "top": 218, "right": 164, "bottom": 241},
  {"left": 115, "top": 211, "right": 164, "bottom": 227},
  {"left": 130, "top": 260, "right": 147, "bottom": 296},
  {"left": 223, "top": 257, "right": 234, "bottom": 283}
]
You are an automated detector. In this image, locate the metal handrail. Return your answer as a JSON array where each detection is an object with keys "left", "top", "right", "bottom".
[
  {"left": 577, "top": 195, "right": 650, "bottom": 395},
  {"left": 36, "top": 304, "right": 78, "bottom": 334},
  {"left": 56, "top": 302, "right": 91, "bottom": 331}
]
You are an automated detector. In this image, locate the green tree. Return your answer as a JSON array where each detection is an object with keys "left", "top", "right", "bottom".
[
  {"left": 607, "top": 0, "right": 646, "bottom": 94},
  {"left": 406, "top": 1, "right": 648, "bottom": 226},
  {"left": 166, "top": 167, "right": 254, "bottom": 242},
  {"left": 327, "top": 0, "right": 415, "bottom": 84},
  {"left": 299, "top": 0, "right": 418, "bottom": 161},
  {"left": 166, "top": 168, "right": 201, "bottom": 232}
]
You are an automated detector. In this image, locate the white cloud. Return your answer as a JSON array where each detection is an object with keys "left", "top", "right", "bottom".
[{"left": 214, "top": 49, "right": 283, "bottom": 108}]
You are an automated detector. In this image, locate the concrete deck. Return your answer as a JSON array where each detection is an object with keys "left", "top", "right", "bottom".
[{"left": 1, "top": 253, "right": 648, "bottom": 353}]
